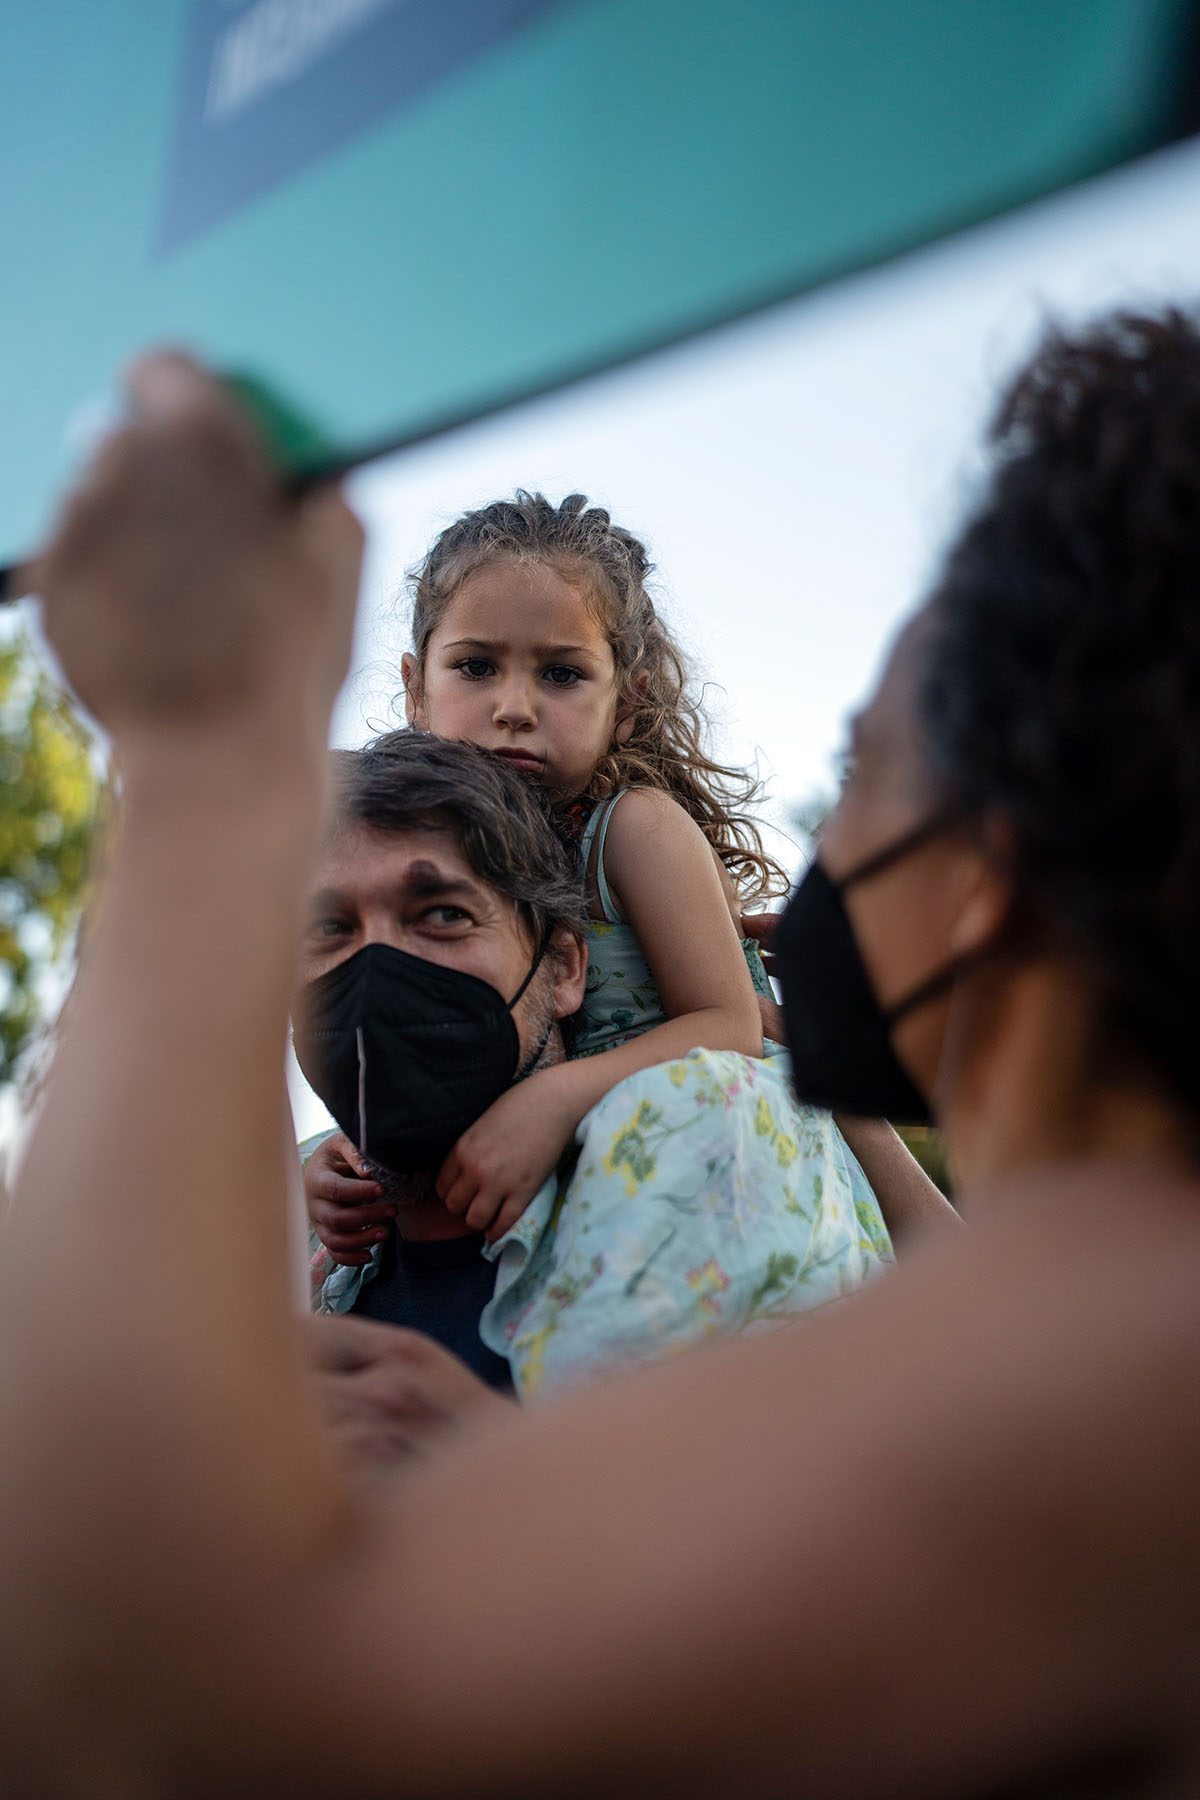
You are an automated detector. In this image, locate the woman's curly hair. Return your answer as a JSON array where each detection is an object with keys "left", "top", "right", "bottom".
[
  {"left": 921, "top": 308, "right": 1200, "bottom": 1112},
  {"left": 406, "top": 491, "right": 789, "bottom": 901}
]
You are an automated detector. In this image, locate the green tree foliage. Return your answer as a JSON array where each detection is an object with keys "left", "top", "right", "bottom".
[
  {"left": 0, "top": 631, "right": 97, "bottom": 1083},
  {"left": 897, "top": 1126, "right": 952, "bottom": 1199}
]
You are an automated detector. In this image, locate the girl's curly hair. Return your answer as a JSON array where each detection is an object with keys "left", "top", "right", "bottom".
[
  {"left": 921, "top": 308, "right": 1200, "bottom": 1114},
  {"left": 406, "top": 491, "right": 789, "bottom": 900}
]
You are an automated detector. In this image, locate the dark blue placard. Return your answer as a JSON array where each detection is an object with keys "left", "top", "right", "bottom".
[{"left": 157, "top": 0, "right": 575, "bottom": 253}]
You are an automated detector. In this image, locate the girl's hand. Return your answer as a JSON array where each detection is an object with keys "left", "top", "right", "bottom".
[
  {"left": 741, "top": 912, "right": 786, "bottom": 1044},
  {"left": 740, "top": 910, "right": 780, "bottom": 978},
  {"left": 437, "top": 1066, "right": 582, "bottom": 1243},
  {"left": 305, "top": 1132, "right": 395, "bottom": 1268},
  {"left": 756, "top": 991, "right": 788, "bottom": 1047}
]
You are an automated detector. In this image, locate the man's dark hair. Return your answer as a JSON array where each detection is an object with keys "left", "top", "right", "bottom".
[
  {"left": 921, "top": 308, "right": 1200, "bottom": 1114},
  {"left": 328, "top": 730, "right": 587, "bottom": 949}
]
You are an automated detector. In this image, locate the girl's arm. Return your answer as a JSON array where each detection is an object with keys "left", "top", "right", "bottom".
[
  {"left": 562, "top": 785, "right": 765, "bottom": 1106},
  {"left": 505, "top": 785, "right": 765, "bottom": 1162},
  {"left": 438, "top": 789, "right": 764, "bottom": 1234},
  {"left": 832, "top": 1115, "right": 962, "bottom": 1246}
]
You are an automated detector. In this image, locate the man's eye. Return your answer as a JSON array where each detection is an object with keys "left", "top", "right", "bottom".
[
  {"left": 543, "top": 664, "right": 582, "bottom": 687},
  {"left": 423, "top": 905, "right": 471, "bottom": 926},
  {"left": 454, "top": 658, "right": 494, "bottom": 680},
  {"left": 309, "top": 918, "right": 348, "bottom": 939}
]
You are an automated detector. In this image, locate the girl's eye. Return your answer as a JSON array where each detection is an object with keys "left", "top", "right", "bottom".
[
  {"left": 543, "top": 665, "right": 582, "bottom": 687},
  {"left": 834, "top": 746, "right": 858, "bottom": 791},
  {"left": 454, "top": 657, "right": 494, "bottom": 680}
]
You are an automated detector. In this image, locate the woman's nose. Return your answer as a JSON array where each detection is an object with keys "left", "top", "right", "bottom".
[{"left": 493, "top": 678, "right": 536, "bottom": 729}]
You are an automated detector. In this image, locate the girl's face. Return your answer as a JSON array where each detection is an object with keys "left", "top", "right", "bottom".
[{"left": 404, "top": 559, "right": 625, "bottom": 796}]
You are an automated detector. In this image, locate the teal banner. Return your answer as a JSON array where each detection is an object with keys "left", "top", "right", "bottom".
[
  {"left": 1, "top": 0, "right": 1195, "bottom": 563},
  {"left": 158, "top": 0, "right": 574, "bottom": 250}
]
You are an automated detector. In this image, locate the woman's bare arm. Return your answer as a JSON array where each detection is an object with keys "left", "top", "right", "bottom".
[{"left": 0, "top": 355, "right": 364, "bottom": 1785}]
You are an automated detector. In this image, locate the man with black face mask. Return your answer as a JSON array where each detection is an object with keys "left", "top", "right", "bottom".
[{"left": 292, "top": 732, "right": 589, "bottom": 1393}]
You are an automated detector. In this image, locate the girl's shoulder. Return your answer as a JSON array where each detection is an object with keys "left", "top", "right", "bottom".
[
  {"left": 580, "top": 787, "right": 693, "bottom": 925},
  {"left": 597, "top": 787, "right": 744, "bottom": 926},
  {"left": 582, "top": 786, "right": 697, "bottom": 878},
  {"left": 599, "top": 785, "right": 695, "bottom": 842}
]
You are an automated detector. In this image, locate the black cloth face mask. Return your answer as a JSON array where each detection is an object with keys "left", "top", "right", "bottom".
[
  {"left": 293, "top": 938, "right": 550, "bottom": 1174},
  {"left": 774, "top": 813, "right": 973, "bottom": 1125}
]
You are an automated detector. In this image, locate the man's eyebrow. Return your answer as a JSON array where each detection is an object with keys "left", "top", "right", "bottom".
[
  {"left": 306, "top": 886, "right": 347, "bottom": 916},
  {"left": 398, "top": 863, "right": 485, "bottom": 902}
]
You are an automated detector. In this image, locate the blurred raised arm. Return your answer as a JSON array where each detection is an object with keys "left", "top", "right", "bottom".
[{"left": 0, "top": 354, "right": 363, "bottom": 1785}]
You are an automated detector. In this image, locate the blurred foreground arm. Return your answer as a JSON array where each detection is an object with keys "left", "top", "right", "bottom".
[{"left": 0, "top": 355, "right": 364, "bottom": 1786}]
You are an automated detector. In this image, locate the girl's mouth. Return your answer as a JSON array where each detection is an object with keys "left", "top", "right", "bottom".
[{"left": 493, "top": 749, "right": 545, "bottom": 775}]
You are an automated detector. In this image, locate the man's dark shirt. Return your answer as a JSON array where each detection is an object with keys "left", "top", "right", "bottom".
[{"left": 351, "top": 1226, "right": 513, "bottom": 1391}]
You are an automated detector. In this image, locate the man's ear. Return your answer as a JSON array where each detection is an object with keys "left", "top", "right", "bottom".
[
  {"left": 548, "top": 928, "right": 588, "bottom": 1020},
  {"left": 400, "top": 653, "right": 426, "bottom": 728}
]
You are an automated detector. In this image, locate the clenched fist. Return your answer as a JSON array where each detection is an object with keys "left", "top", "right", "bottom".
[{"left": 33, "top": 352, "right": 362, "bottom": 756}]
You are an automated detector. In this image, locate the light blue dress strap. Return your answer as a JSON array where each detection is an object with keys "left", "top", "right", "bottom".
[{"left": 578, "top": 790, "right": 629, "bottom": 924}]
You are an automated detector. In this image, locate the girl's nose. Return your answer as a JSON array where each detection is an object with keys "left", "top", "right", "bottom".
[{"left": 493, "top": 679, "right": 537, "bottom": 730}]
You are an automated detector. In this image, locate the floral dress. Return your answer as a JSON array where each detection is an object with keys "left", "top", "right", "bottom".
[
  {"left": 471, "top": 791, "right": 893, "bottom": 1397},
  {"left": 478, "top": 1044, "right": 894, "bottom": 1398}
]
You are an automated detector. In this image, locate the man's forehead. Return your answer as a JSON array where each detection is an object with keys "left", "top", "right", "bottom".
[{"left": 312, "top": 822, "right": 485, "bottom": 898}]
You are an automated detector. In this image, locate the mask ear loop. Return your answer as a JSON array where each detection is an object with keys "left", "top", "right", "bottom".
[
  {"left": 508, "top": 929, "right": 556, "bottom": 1079},
  {"left": 504, "top": 928, "right": 551, "bottom": 1011},
  {"left": 835, "top": 806, "right": 964, "bottom": 894},
  {"left": 880, "top": 941, "right": 997, "bottom": 1028}
]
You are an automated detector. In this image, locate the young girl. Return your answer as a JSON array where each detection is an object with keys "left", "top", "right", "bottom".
[
  {"left": 384, "top": 491, "right": 891, "bottom": 1246},
  {"left": 305, "top": 493, "right": 927, "bottom": 1393}
]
